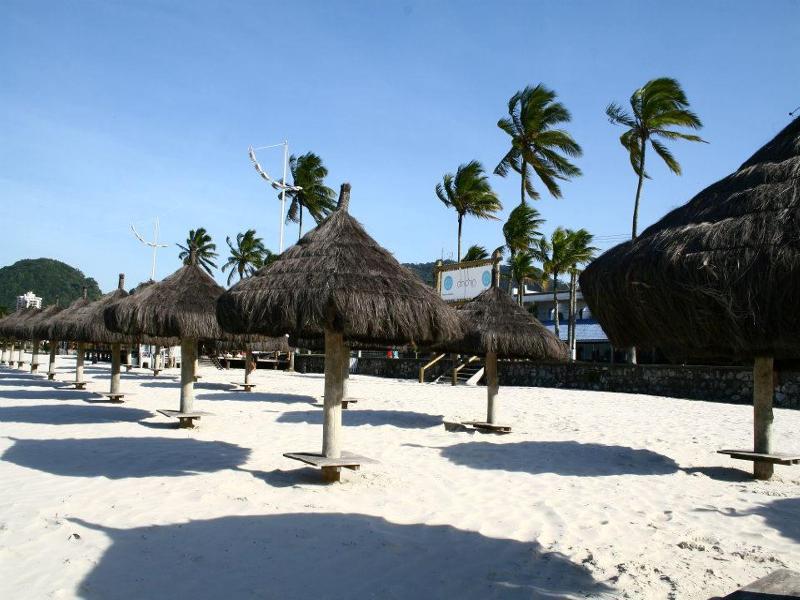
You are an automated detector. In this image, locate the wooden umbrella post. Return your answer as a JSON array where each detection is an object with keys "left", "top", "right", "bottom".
[
  {"left": 0, "top": 343, "right": 6, "bottom": 365},
  {"left": 17, "top": 342, "right": 25, "bottom": 367},
  {"left": 76, "top": 342, "right": 85, "bottom": 383},
  {"left": 110, "top": 342, "right": 122, "bottom": 395},
  {"left": 179, "top": 337, "right": 196, "bottom": 417},
  {"left": 153, "top": 345, "right": 161, "bottom": 375},
  {"left": 341, "top": 344, "right": 350, "bottom": 401},
  {"left": 322, "top": 328, "right": 346, "bottom": 482},
  {"left": 244, "top": 348, "right": 254, "bottom": 385},
  {"left": 48, "top": 341, "right": 58, "bottom": 379},
  {"left": 753, "top": 356, "right": 775, "bottom": 480},
  {"left": 30, "top": 339, "right": 40, "bottom": 372},
  {"left": 7, "top": 342, "right": 15, "bottom": 366},
  {"left": 485, "top": 351, "right": 499, "bottom": 424}
]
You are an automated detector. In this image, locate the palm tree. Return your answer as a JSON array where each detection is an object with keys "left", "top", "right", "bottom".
[
  {"left": 502, "top": 203, "right": 544, "bottom": 299},
  {"left": 495, "top": 84, "right": 583, "bottom": 205},
  {"left": 564, "top": 230, "right": 597, "bottom": 360},
  {"left": 282, "top": 152, "right": 336, "bottom": 240},
  {"left": 606, "top": 77, "right": 705, "bottom": 239},
  {"left": 507, "top": 251, "right": 537, "bottom": 306},
  {"left": 463, "top": 245, "right": 489, "bottom": 262},
  {"left": 436, "top": 160, "right": 502, "bottom": 262},
  {"left": 221, "top": 229, "right": 268, "bottom": 286},
  {"left": 177, "top": 228, "right": 218, "bottom": 275}
]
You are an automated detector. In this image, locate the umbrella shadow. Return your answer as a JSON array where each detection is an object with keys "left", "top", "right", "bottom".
[
  {"left": 277, "top": 409, "right": 443, "bottom": 429},
  {"left": 681, "top": 466, "right": 753, "bottom": 482},
  {"left": 1, "top": 437, "right": 250, "bottom": 478},
  {"left": 241, "top": 467, "right": 331, "bottom": 488},
  {"left": 196, "top": 391, "right": 316, "bottom": 404},
  {"left": 0, "top": 404, "right": 152, "bottom": 425},
  {"left": 140, "top": 381, "right": 230, "bottom": 391},
  {"left": 0, "top": 389, "right": 97, "bottom": 401},
  {"left": 438, "top": 441, "right": 679, "bottom": 477},
  {"left": 0, "top": 378, "right": 63, "bottom": 388},
  {"left": 72, "top": 513, "right": 611, "bottom": 599},
  {"left": 738, "top": 498, "right": 800, "bottom": 543}
]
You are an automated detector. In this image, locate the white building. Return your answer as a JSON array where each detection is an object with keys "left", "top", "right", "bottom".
[{"left": 16, "top": 291, "right": 42, "bottom": 310}]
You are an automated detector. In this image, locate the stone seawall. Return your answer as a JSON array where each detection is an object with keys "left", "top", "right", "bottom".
[{"left": 293, "top": 354, "right": 799, "bottom": 408}]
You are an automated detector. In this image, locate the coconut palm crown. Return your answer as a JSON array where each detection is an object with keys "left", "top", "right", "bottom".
[
  {"left": 177, "top": 227, "right": 218, "bottom": 275},
  {"left": 495, "top": 83, "right": 582, "bottom": 205}
]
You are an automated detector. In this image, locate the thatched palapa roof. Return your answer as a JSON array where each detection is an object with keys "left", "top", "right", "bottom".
[
  {"left": 0, "top": 308, "right": 40, "bottom": 340},
  {"left": 63, "top": 274, "right": 133, "bottom": 344},
  {"left": 580, "top": 116, "right": 800, "bottom": 361},
  {"left": 217, "top": 183, "right": 463, "bottom": 346},
  {"left": 104, "top": 260, "right": 227, "bottom": 341},
  {"left": 21, "top": 303, "right": 63, "bottom": 341},
  {"left": 48, "top": 289, "right": 93, "bottom": 342}
]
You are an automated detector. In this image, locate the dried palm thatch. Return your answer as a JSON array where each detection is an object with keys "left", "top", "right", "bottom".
[
  {"left": 217, "top": 184, "right": 463, "bottom": 346},
  {"left": 209, "top": 335, "right": 291, "bottom": 354},
  {"left": 104, "top": 262, "right": 226, "bottom": 341},
  {"left": 580, "top": 116, "right": 800, "bottom": 361},
  {"left": 48, "top": 291, "right": 93, "bottom": 342},
  {"left": 21, "top": 303, "right": 63, "bottom": 340},
  {"left": 3, "top": 308, "right": 41, "bottom": 340},
  {"left": 444, "top": 286, "right": 568, "bottom": 360},
  {"left": 61, "top": 274, "right": 133, "bottom": 344}
]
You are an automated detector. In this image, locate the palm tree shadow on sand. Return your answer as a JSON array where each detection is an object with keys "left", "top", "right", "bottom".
[
  {"left": 72, "top": 513, "right": 611, "bottom": 599},
  {"left": 277, "top": 409, "right": 443, "bottom": 429},
  {"left": 1, "top": 437, "right": 250, "bottom": 478},
  {"left": 437, "top": 441, "right": 679, "bottom": 477}
]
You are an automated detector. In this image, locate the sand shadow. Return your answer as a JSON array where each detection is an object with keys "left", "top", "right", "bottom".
[
  {"left": 0, "top": 389, "right": 97, "bottom": 401},
  {"left": 140, "top": 381, "right": 230, "bottom": 391},
  {"left": 682, "top": 466, "right": 753, "bottom": 482},
  {"left": 73, "top": 513, "right": 610, "bottom": 599},
  {"left": 0, "top": 404, "right": 152, "bottom": 425},
  {"left": 0, "top": 378, "right": 64, "bottom": 388},
  {"left": 1, "top": 437, "right": 250, "bottom": 478},
  {"left": 439, "top": 441, "right": 679, "bottom": 477},
  {"left": 242, "top": 467, "right": 330, "bottom": 488},
  {"left": 196, "top": 391, "right": 316, "bottom": 404},
  {"left": 742, "top": 498, "right": 800, "bottom": 543},
  {"left": 277, "top": 409, "right": 443, "bottom": 429}
]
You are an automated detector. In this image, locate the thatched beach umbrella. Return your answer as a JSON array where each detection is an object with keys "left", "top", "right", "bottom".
[
  {"left": 217, "top": 183, "right": 462, "bottom": 481},
  {"left": 49, "top": 288, "right": 92, "bottom": 386},
  {"left": 440, "top": 252, "right": 568, "bottom": 432},
  {"left": 104, "top": 252, "right": 228, "bottom": 426},
  {"left": 25, "top": 302, "right": 64, "bottom": 379},
  {"left": 64, "top": 274, "right": 134, "bottom": 400},
  {"left": 580, "top": 116, "right": 800, "bottom": 480},
  {"left": 0, "top": 308, "right": 40, "bottom": 368}
]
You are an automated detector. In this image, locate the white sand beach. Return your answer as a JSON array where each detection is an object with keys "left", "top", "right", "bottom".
[{"left": 0, "top": 356, "right": 798, "bottom": 599}]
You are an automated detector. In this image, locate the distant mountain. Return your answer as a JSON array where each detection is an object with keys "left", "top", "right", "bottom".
[{"left": 0, "top": 258, "right": 102, "bottom": 311}]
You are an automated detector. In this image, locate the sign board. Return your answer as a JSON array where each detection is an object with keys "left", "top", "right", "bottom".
[{"left": 438, "top": 262, "right": 494, "bottom": 302}]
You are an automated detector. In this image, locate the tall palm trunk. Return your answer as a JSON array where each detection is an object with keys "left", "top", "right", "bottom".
[
  {"left": 552, "top": 273, "right": 560, "bottom": 339},
  {"left": 457, "top": 213, "right": 463, "bottom": 262},
  {"left": 628, "top": 139, "right": 646, "bottom": 365},
  {"left": 631, "top": 139, "right": 647, "bottom": 239},
  {"left": 568, "top": 271, "right": 578, "bottom": 361},
  {"left": 520, "top": 160, "right": 527, "bottom": 205},
  {"left": 298, "top": 207, "right": 303, "bottom": 241}
]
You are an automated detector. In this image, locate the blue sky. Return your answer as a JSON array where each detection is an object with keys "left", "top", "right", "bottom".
[{"left": 2, "top": 1, "right": 798, "bottom": 292}]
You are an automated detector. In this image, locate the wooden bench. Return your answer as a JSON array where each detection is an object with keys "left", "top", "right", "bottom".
[
  {"left": 30, "top": 363, "right": 40, "bottom": 372},
  {"left": 61, "top": 381, "right": 88, "bottom": 390},
  {"left": 157, "top": 409, "right": 212, "bottom": 429},
  {"left": 47, "top": 373, "right": 56, "bottom": 380},
  {"left": 314, "top": 398, "right": 358, "bottom": 409},
  {"left": 16, "top": 361, "right": 26, "bottom": 368},
  {"left": 715, "top": 568, "right": 800, "bottom": 599},
  {"left": 151, "top": 368, "right": 162, "bottom": 376},
  {"left": 444, "top": 420, "right": 512, "bottom": 434},
  {"left": 230, "top": 382, "right": 257, "bottom": 392},
  {"left": 718, "top": 449, "right": 800, "bottom": 466},
  {"left": 101, "top": 393, "right": 126, "bottom": 403},
  {"left": 284, "top": 451, "right": 377, "bottom": 482},
  {"left": 124, "top": 364, "right": 134, "bottom": 372}
]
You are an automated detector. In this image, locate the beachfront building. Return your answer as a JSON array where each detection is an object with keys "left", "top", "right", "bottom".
[{"left": 16, "top": 291, "right": 42, "bottom": 310}]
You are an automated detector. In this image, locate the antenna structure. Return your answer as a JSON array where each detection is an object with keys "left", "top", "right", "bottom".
[
  {"left": 248, "top": 142, "right": 302, "bottom": 252},
  {"left": 131, "top": 217, "right": 169, "bottom": 281}
]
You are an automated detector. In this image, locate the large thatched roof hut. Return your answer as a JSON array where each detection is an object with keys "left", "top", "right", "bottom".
[
  {"left": 24, "top": 302, "right": 64, "bottom": 377},
  {"left": 47, "top": 288, "right": 93, "bottom": 385},
  {"left": 0, "top": 308, "right": 39, "bottom": 367},
  {"left": 580, "top": 116, "right": 800, "bottom": 479},
  {"left": 105, "top": 254, "right": 243, "bottom": 424},
  {"left": 438, "top": 254, "right": 568, "bottom": 430},
  {"left": 217, "top": 183, "right": 462, "bottom": 481}
]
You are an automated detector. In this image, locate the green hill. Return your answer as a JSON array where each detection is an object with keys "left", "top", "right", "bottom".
[{"left": 0, "top": 258, "right": 102, "bottom": 311}]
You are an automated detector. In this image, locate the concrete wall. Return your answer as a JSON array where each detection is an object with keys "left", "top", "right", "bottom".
[{"left": 293, "top": 354, "right": 800, "bottom": 409}]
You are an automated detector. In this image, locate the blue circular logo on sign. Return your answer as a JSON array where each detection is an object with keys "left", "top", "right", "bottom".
[
  {"left": 482, "top": 270, "right": 491, "bottom": 286},
  {"left": 443, "top": 275, "right": 453, "bottom": 291}
]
